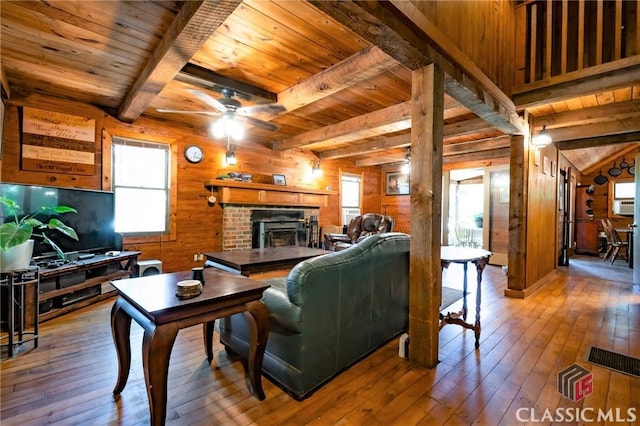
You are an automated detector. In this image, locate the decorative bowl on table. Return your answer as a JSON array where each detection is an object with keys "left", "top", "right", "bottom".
[{"left": 176, "top": 279, "right": 202, "bottom": 299}]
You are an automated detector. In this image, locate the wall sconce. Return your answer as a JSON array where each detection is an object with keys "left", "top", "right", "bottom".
[
  {"left": 225, "top": 144, "right": 237, "bottom": 166},
  {"left": 312, "top": 161, "right": 322, "bottom": 177},
  {"left": 401, "top": 148, "right": 411, "bottom": 174},
  {"left": 532, "top": 125, "right": 552, "bottom": 147}
]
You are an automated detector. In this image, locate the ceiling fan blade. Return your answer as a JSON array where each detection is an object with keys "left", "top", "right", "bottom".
[
  {"left": 156, "top": 108, "right": 221, "bottom": 116},
  {"left": 235, "top": 115, "right": 280, "bottom": 131},
  {"left": 236, "top": 103, "right": 287, "bottom": 116},
  {"left": 187, "top": 88, "right": 227, "bottom": 112}
]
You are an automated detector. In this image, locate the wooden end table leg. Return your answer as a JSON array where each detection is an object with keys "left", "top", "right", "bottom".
[
  {"left": 472, "top": 259, "right": 489, "bottom": 349},
  {"left": 111, "top": 298, "right": 133, "bottom": 396},
  {"left": 141, "top": 322, "right": 179, "bottom": 426},
  {"left": 204, "top": 320, "right": 215, "bottom": 363},
  {"left": 462, "top": 262, "right": 469, "bottom": 321},
  {"left": 243, "top": 301, "right": 269, "bottom": 400}
]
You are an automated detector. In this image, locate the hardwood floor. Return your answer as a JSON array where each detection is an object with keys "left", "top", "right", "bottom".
[{"left": 1, "top": 259, "right": 639, "bottom": 425}]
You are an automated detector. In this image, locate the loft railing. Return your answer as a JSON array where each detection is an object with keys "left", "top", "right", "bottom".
[{"left": 515, "top": 0, "right": 640, "bottom": 87}]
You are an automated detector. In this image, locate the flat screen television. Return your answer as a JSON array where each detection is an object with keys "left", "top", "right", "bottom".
[{"left": 0, "top": 183, "right": 116, "bottom": 260}]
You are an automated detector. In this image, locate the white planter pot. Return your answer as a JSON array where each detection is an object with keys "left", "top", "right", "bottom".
[{"left": 1, "top": 240, "right": 35, "bottom": 271}]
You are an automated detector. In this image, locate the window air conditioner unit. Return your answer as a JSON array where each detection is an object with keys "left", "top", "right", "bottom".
[
  {"left": 613, "top": 199, "right": 634, "bottom": 215},
  {"left": 342, "top": 208, "right": 361, "bottom": 226}
]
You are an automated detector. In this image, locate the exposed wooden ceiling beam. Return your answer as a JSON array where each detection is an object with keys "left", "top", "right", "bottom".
[
  {"left": 557, "top": 132, "right": 640, "bottom": 151},
  {"left": 117, "top": 0, "right": 241, "bottom": 123},
  {"left": 534, "top": 99, "right": 640, "bottom": 130},
  {"left": 279, "top": 93, "right": 487, "bottom": 153},
  {"left": 319, "top": 118, "right": 498, "bottom": 160},
  {"left": 548, "top": 117, "right": 640, "bottom": 142},
  {"left": 278, "top": 46, "right": 399, "bottom": 112},
  {"left": 513, "top": 56, "right": 640, "bottom": 109},
  {"left": 443, "top": 147, "right": 511, "bottom": 164},
  {"left": 273, "top": 101, "right": 411, "bottom": 151},
  {"left": 309, "top": 0, "right": 525, "bottom": 135},
  {"left": 444, "top": 136, "right": 512, "bottom": 156},
  {"left": 581, "top": 143, "right": 640, "bottom": 175},
  {"left": 319, "top": 134, "right": 410, "bottom": 160},
  {"left": 355, "top": 145, "right": 511, "bottom": 167},
  {"left": 442, "top": 155, "right": 510, "bottom": 171}
]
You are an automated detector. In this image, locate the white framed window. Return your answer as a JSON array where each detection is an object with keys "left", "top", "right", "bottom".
[
  {"left": 614, "top": 181, "right": 635, "bottom": 199},
  {"left": 341, "top": 173, "right": 361, "bottom": 226},
  {"left": 112, "top": 137, "right": 170, "bottom": 235}
]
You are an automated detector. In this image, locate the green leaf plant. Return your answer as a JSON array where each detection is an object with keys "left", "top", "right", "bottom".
[{"left": 0, "top": 196, "right": 79, "bottom": 262}]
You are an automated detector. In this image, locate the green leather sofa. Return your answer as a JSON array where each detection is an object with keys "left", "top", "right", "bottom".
[{"left": 219, "top": 232, "right": 410, "bottom": 399}]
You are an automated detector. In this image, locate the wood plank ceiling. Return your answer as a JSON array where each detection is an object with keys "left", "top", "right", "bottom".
[{"left": 1, "top": 0, "right": 639, "bottom": 173}]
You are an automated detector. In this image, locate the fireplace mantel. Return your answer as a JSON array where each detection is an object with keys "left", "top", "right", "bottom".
[{"left": 204, "top": 180, "right": 336, "bottom": 207}]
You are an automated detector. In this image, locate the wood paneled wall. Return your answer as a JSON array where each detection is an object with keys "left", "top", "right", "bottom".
[
  {"left": 412, "top": 0, "right": 516, "bottom": 95},
  {"left": 0, "top": 92, "right": 380, "bottom": 273},
  {"left": 381, "top": 165, "right": 410, "bottom": 234},
  {"left": 526, "top": 143, "right": 559, "bottom": 286}
]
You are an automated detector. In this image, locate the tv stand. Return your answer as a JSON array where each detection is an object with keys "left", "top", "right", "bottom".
[{"left": 38, "top": 251, "right": 140, "bottom": 322}]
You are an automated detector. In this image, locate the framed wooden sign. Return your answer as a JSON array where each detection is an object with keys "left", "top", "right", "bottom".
[{"left": 20, "top": 107, "right": 96, "bottom": 175}]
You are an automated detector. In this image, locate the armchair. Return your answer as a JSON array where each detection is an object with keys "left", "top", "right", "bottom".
[{"left": 324, "top": 213, "right": 394, "bottom": 251}]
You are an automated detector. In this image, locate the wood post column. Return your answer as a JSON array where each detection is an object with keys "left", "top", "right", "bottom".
[
  {"left": 506, "top": 134, "right": 528, "bottom": 296},
  {"left": 409, "top": 63, "right": 444, "bottom": 368}
]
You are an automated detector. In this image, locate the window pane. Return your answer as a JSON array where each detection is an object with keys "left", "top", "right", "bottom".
[
  {"left": 342, "top": 179, "right": 360, "bottom": 207},
  {"left": 615, "top": 182, "right": 635, "bottom": 199},
  {"left": 113, "top": 144, "right": 167, "bottom": 189},
  {"left": 114, "top": 188, "right": 167, "bottom": 233}
]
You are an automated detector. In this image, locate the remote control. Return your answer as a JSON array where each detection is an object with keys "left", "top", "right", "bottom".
[{"left": 78, "top": 253, "right": 95, "bottom": 260}]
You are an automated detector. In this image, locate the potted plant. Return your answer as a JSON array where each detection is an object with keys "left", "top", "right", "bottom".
[
  {"left": 0, "top": 196, "right": 78, "bottom": 270},
  {"left": 473, "top": 212, "right": 483, "bottom": 228}
]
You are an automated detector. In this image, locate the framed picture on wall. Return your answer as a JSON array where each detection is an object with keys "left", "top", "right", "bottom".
[
  {"left": 272, "top": 174, "right": 286, "bottom": 186},
  {"left": 543, "top": 156, "right": 550, "bottom": 175},
  {"left": 385, "top": 171, "right": 410, "bottom": 195}
]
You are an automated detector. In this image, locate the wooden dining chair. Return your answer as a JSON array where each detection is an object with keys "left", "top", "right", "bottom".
[
  {"left": 609, "top": 227, "right": 629, "bottom": 265},
  {"left": 601, "top": 219, "right": 615, "bottom": 262},
  {"left": 601, "top": 219, "right": 628, "bottom": 265}
]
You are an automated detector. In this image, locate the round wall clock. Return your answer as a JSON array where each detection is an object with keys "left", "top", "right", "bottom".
[{"left": 184, "top": 145, "right": 203, "bottom": 163}]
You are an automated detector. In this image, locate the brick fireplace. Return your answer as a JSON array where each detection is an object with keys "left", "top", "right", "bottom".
[{"left": 222, "top": 205, "right": 319, "bottom": 250}]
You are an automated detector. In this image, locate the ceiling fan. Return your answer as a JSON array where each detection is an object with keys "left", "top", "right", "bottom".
[{"left": 157, "top": 88, "right": 286, "bottom": 132}]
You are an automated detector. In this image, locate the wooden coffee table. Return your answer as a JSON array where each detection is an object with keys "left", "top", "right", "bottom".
[
  {"left": 110, "top": 268, "right": 270, "bottom": 426},
  {"left": 204, "top": 246, "right": 328, "bottom": 276}
]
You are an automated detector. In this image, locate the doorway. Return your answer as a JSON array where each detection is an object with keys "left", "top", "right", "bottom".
[
  {"left": 445, "top": 166, "right": 509, "bottom": 267},
  {"left": 447, "top": 168, "right": 484, "bottom": 248}
]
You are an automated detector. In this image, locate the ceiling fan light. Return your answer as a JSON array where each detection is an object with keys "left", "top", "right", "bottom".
[
  {"left": 532, "top": 125, "right": 552, "bottom": 147},
  {"left": 228, "top": 120, "right": 244, "bottom": 141},
  {"left": 211, "top": 120, "right": 225, "bottom": 139}
]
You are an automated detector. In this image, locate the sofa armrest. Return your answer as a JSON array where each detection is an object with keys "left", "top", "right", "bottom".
[{"left": 261, "top": 285, "right": 303, "bottom": 333}]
